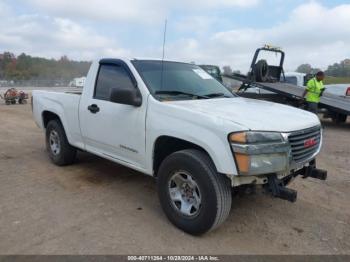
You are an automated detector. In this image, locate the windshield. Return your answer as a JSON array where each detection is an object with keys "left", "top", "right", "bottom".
[{"left": 132, "top": 60, "right": 234, "bottom": 100}]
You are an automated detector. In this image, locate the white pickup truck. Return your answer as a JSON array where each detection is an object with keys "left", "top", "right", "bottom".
[{"left": 32, "top": 58, "right": 327, "bottom": 235}]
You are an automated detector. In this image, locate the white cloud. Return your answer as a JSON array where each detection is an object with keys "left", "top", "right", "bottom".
[
  {"left": 176, "top": 0, "right": 260, "bottom": 8},
  {"left": 0, "top": 1, "right": 10, "bottom": 16},
  {"left": 27, "top": 0, "right": 260, "bottom": 23},
  {"left": 1, "top": 1, "right": 349, "bottom": 73},
  {"left": 175, "top": 16, "right": 220, "bottom": 34},
  {"left": 165, "top": 2, "right": 350, "bottom": 71},
  {"left": 27, "top": 0, "right": 166, "bottom": 23},
  {"left": 0, "top": 3, "right": 130, "bottom": 60}
]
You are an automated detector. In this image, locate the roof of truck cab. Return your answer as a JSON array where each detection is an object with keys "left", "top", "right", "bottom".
[
  {"left": 98, "top": 57, "right": 193, "bottom": 63},
  {"left": 132, "top": 57, "right": 194, "bottom": 63}
]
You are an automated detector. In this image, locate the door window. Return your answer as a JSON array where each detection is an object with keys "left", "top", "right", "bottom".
[{"left": 94, "top": 64, "right": 135, "bottom": 101}]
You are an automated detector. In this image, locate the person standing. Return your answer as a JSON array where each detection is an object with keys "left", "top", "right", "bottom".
[{"left": 302, "top": 71, "right": 326, "bottom": 114}]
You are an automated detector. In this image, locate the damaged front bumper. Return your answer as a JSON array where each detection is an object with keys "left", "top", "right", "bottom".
[
  {"left": 229, "top": 126, "right": 325, "bottom": 202},
  {"left": 231, "top": 161, "right": 327, "bottom": 203},
  {"left": 265, "top": 163, "right": 327, "bottom": 202}
]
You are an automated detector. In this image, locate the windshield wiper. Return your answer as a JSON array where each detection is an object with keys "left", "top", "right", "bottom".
[
  {"left": 154, "top": 90, "right": 209, "bottom": 99},
  {"left": 203, "top": 92, "right": 230, "bottom": 98}
]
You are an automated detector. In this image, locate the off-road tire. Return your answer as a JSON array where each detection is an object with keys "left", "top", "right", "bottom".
[
  {"left": 46, "top": 120, "right": 77, "bottom": 166},
  {"left": 157, "top": 149, "right": 232, "bottom": 235}
]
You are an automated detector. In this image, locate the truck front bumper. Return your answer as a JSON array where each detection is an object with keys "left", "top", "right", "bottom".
[
  {"left": 230, "top": 161, "right": 327, "bottom": 203},
  {"left": 265, "top": 164, "right": 327, "bottom": 202}
]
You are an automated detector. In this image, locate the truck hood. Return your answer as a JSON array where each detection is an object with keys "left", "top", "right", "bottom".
[{"left": 170, "top": 97, "right": 320, "bottom": 132}]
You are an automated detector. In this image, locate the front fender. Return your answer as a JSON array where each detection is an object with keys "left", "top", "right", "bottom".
[{"left": 145, "top": 103, "right": 239, "bottom": 176}]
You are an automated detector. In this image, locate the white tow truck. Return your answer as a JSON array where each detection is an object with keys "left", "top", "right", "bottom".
[{"left": 32, "top": 58, "right": 327, "bottom": 235}]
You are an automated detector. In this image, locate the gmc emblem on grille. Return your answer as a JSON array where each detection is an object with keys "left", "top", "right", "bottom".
[{"left": 304, "top": 138, "right": 317, "bottom": 148}]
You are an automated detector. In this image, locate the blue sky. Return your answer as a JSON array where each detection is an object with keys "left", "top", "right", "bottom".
[{"left": 1, "top": 0, "right": 350, "bottom": 72}]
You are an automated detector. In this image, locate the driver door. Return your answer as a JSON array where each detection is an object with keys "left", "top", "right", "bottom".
[{"left": 80, "top": 61, "right": 146, "bottom": 168}]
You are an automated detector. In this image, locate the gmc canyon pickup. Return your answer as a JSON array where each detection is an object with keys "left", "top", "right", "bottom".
[{"left": 32, "top": 58, "right": 327, "bottom": 235}]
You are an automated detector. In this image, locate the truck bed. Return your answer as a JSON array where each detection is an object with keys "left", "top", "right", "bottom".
[
  {"left": 32, "top": 89, "right": 83, "bottom": 148},
  {"left": 39, "top": 87, "right": 83, "bottom": 95}
]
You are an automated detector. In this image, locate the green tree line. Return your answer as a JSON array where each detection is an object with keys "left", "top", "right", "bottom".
[
  {"left": 296, "top": 59, "right": 350, "bottom": 77},
  {"left": 1, "top": 51, "right": 350, "bottom": 81},
  {"left": 0, "top": 52, "right": 91, "bottom": 81}
]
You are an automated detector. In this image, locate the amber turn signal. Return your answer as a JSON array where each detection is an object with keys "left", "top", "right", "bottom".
[
  {"left": 233, "top": 153, "right": 250, "bottom": 173},
  {"left": 229, "top": 132, "right": 246, "bottom": 143}
]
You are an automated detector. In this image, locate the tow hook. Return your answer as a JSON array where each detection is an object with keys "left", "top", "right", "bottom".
[
  {"left": 266, "top": 175, "right": 297, "bottom": 203},
  {"left": 302, "top": 166, "right": 327, "bottom": 180},
  {"left": 265, "top": 165, "right": 327, "bottom": 203}
]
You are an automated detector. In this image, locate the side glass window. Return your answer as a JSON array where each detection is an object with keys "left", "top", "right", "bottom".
[
  {"left": 94, "top": 64, "right": 134, "bottom": 101},
  {"left": 284, "top": 76, "right": 298, "bottom": 85}
]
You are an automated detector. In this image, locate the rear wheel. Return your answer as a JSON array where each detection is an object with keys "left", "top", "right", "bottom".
[
  {"left": 331, "top": 113, "right": 347, "bottom": 124},
  {"left": 46, "top": 120, "right": 77, "bottom": 166},
  {"left": 157, "top": 149, "right": 232, "bottom": 235}
]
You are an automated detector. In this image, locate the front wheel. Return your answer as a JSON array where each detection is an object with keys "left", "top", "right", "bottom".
[
  {"left": 46, "top": 120, "right": 77, "bottom": 166},
  {"left": 157, "top": 149, "right": 232, "bottom": 235}
]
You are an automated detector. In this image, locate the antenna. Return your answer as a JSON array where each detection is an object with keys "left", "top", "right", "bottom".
[
  {"left": 160, "top": 19, "right": 167, "bottom": 91},
  {"left": 162, "top": 19, "right": 167, "bottom": 61}
]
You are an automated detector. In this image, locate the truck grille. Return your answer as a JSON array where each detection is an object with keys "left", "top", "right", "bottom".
[{"left": 288, "top": 126, "right": 321, "bottom": 163}]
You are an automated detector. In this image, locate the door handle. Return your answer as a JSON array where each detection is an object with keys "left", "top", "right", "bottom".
[{"left": 87, "top": 104, "right": 100, "bottom": 113}]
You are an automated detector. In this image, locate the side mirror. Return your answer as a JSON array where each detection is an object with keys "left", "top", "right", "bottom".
[{"left": 110, "top": 87, "right": 142, "bottom": 107}]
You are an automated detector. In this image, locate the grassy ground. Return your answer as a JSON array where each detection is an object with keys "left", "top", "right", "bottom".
[{"left": 324, "top": 76, "right": 350, "bottom": 84}]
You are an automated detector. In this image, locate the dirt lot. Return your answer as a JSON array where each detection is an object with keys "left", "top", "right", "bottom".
[{"left": 0, "top": 102, "right": 349, "bottom": 255}]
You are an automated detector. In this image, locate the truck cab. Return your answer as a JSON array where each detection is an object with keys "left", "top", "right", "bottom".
[{"left": 283, "top": 72, "right": 308, "bottom": 87}]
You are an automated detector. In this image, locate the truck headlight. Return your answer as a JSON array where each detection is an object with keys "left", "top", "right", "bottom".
[{"left": 229, "top": 131, "right": 290, "bottom": 175}]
